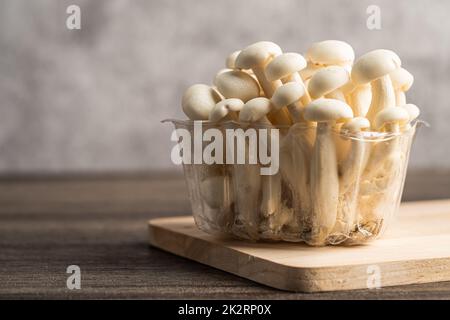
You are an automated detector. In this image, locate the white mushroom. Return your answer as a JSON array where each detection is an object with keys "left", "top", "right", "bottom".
[
  {"left": 214, "top": 70, "right": 261, "bottom": 103},
  {"left": 304, "top": 98, "right": 353, "bottom": 245},
  {"left": 235, "top": 41, "right": 292, "bottom": 125},
  {"left": 359, "top": 107, "right": 410, "bottom": 231},
  {"left": 308, "top": 66, "right": 350, "bottom": 101},
  {"left": 364, "top": 107, "right": 410, "bottom": 185},
  {"left": 236, "top": 41, "right": 282, "bottom": 97},
  {"left": 232, "top": 98, "right": 279, "bottom": 238},
  {"left": 329, "top": 117, "right": 371, "bottom": 242},
  {"left": 389, "top": 67, "right": 414, "bottom": 106},
  {"left": 209, "top": 98, "right": 244, "bottom": 122},
  {"left": 344, "top": 82, "right": 372, "bottom": 117},
  {"left": 241, "top": 98, "right": 282, "bottom": 224},
  {"left": 400, "top": 103, "right": 420, "bottom": 131},
  {"left": 352, "top": 49, "right": 401, "bottom": 128},
  {"left": 265, "top": 52, "right": 311, "bottom": 106},
  {"left": 271, "top": 82, "right": 307, "bottom": 123},
  {"left": 306, "top": 40, "right": 355, "bottom": 67},
  {"left": 374, "top": 106, "right": 410, "bottom": 133},
  {"left": 182, "top": 84, "right": 222, "bottom": 120},
  {"left": 239, "top": 97, "right": 273, "bottom": 124},
  {"left": 272, "top": 83, "right": 313, "bottom": 232},
  {"left": 339, "top": 117, "right": 372, "bottom": 190}
]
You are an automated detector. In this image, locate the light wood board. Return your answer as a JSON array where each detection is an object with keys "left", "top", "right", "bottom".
[{"left": 148, "top": 199, "right": 450, "bottom": 292}]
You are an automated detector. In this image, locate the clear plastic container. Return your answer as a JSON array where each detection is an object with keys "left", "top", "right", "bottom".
[{"left": 166, "top": 119, "right": 418, "bottom": 246}]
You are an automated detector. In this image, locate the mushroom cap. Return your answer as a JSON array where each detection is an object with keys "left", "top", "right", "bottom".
[
  {"left": 351, "top": 49, "right": 402, "bottom": 85},
  {"left": 265, "top": 53, "right": 307, "bottom": 81},
  {"left": 401, "top": 103, "right": 420, "bottom": 122},
  {"left": 390, "top": 67, "right": 414, "bottom": 91},
  {"left": 213, "top": 68, "right": 232, "bottom": 86},
  {"left": 342, "top": 117, "right": 371, "bottom": 133},
  {"left": 304, "top": 98, "right": 354, "bottom": 123},
  {"left": 182, "top": 84, "right": 222, "bottom": 120},
  {"left": 239, "top": 97, "right": 273, "bottom": 122},
  {"left": 306, "top": 40, "right": 355, "bottom": 66},
  {"left": 225, "top": 50, "right": 241, "bottom": 69},
  {"left": 214, "top": 70, "right": 260, "bottom": 102},
  {"left": 271, "top": 82, "right": 306, "bottom": 109},
  {"left": 374, "top": 106, "right": 409, "bottom": 130},
  {"left": 209, "top": 98, "right": 244, "bottom": 122},
  {"left": 235, "top": 41, "right": 282, "bottom": 69},
  {"left": 307, "top": 66, "right": 350, "bottom": 99}
]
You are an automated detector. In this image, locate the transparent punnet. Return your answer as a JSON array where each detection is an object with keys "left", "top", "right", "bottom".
[{"left": 166, "top": 119, "right": 419, "bottom": 246}]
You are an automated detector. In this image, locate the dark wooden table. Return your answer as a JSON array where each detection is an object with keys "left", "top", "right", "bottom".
[{"left": 1, "top": 170, "right": 450, "bottom": 299}]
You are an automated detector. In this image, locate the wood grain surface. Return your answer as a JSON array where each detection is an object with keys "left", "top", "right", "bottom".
[
  {"left": 1, "top": 170, "right": 450, "bottom": 299},
  {"left": 149, "top": 199, "right": 450, "bottom": 292}
]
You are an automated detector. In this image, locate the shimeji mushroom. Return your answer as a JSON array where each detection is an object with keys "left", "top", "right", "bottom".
[
  {"left": 304, "top": 98, "right": 353, "bottom": 245},
  {"left": 375, "top": 106, "right": 410, "bottom": 133},
  {"left": 359, "top": 107, "right": 410, "bottom": 231},
  {"left": 364, "top": 107, "right": 410, "bottom": 183},
  {"left": 214, "top": 70, "right": 260, "bottom": 103},
  {"left": 232, "top": 98, "right": 280, "bottom": 237},
  {"left": 236, "top": 42, "right": 282, "bottom": 97},
  {"left": 307, "top": 66, "right": 352, "bottom": 164},
  {"left": 400, "top": 103, "right": 420, "bottom": 130},
  {"left": 201, "top": 99, "right": 245, "bottom": 226},
  {"left": 344, "top": 82, "right": 372, "bottom": 117},
  {"left": 241, "top": 98, "right": 283, "bottom": 229},
  {"left": 235, "top": 41, "right": 292, "bottom": 125},
  {"left": 182, "top": 84, "right": 222, "bottom": 120},
  {"left": 352, "top": 49, "right": 402, "bottom": 128},
  {"left": 299, "top": 40, "right": 354, "bottom": 82},
  {"left": 209, "top": 98, "right": 244, "bottom": 122},
  {"left": 272, "top": 82, "right": 314, "bottom": 232},
  {"left": 271, "top": 82, "right": 308, "bottom": 123},
  {"left": 329, "top": 117, "right": 371, "bottom": 242},
  {"left": 308, "top": 66, "right": 350, "bottom": 101},
  {"left": 389, "top": 67, "right": 414, "bottom": 106},
  {"left": 306, "top": 40, "right": 355, "bottom": 68},
  {"left": 265, "top": 52, "right": 311, "bottom": 106},
  {"left": 239, "top": 97, "right": 273, "bottom": 124}
]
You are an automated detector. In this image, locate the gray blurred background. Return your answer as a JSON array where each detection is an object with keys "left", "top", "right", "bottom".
[{"left": 0, "top": 0, "right": 448, "bottom": 174}]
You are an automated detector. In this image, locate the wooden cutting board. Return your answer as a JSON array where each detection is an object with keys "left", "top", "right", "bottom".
[{"left": 148, "top": 199, "right": 450, "bottom": 292}]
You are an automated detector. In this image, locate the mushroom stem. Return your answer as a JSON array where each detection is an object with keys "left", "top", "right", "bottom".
[
  {"left": 395, "top": 91, "right": 406, "bottom": 106},
  {"left": 253, "top": 65, "right": 292, "bottom": 124},
  {"left": 359, "top": 107, "right": 409, "bottom": 232},
  {"left": 258, "top": 126, "right": 282, "bottom": 230},
  {"left": 331, "top": 129, "right": 369, "bottom": 241},
  {"left": 290, "top": 124, "right": 313, "bottom": 232},
  {"left": 366, "top": 75, "right": 395, "bottom": 127},
  {"left": 283, "top": 73, "right": 312, "bottom": 106},
  {"left": 348, "top": 85, "right": 372, "bottom": 117},
  {"left": 252, "top": 64, "right": 279, "bottom": 98},
  {"left": 233, "top": 160, "right": 261, "bottom": 239},
  {"left": 309, "top": 121, "right": 339, "bottom": 245}
]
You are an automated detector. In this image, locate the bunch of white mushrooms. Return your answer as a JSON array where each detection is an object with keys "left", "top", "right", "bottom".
[{"left": 180, "top": 40, "right": 420, "bottom": 246}]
